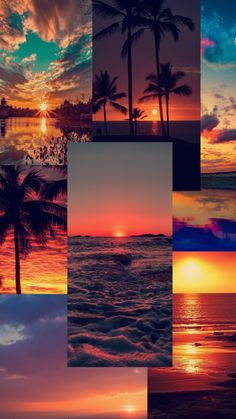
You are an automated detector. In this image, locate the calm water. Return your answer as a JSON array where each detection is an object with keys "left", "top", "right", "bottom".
[
  {"left": 93, "top": 121, "right": 200, "bottom": 143},
  {"left": 149, "top": 293, "right": 236, "bottom": 393},
  {"left": 68, "top": 236, "right": 172, "bottom": 367},
  {"left": 174, "top": 294, "right": 236, "bottom": 331},
  {"left": 173, "top": 189, "right": 236, "bottom": 250},
  {"left": 0, "top": 117, "right": 90, "bottom": 164}
]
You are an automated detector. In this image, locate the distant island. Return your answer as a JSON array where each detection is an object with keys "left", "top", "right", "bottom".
[
  {"left": 130, "top": 233, "right": 167, "bottom": 238},
  {"left": 70, "top": 233, "right": 168, "bottom": 238}
]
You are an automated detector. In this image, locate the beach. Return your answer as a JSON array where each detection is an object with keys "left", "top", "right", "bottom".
[
  {"left": 149, "top": 293, "right": 236, "bottom": 418},
  {"left": 68, "top": 236, "right": 172, "bottom": 367}
]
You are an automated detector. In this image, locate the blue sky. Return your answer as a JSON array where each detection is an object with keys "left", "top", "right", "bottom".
[
  {"left": 0, "top": 0, "right": 92, "bottom": 108},
  {"left": 201, "top": 0, "right": 236, "bottom": 172}
]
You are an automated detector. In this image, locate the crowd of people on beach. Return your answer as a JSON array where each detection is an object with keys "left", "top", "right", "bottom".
[{"left": 24, "top": 132, "right": 91, "bottom": 165}]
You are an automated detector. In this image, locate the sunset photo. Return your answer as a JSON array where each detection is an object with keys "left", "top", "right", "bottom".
[
  {"left": 0, "top": 165, "right": 67, "bottom": 294},
  {"left": 173, "top": 189, "right": 236, "bottom": 250},
  {"left": 149, "top": 251, "right": 236, "bottom": 418},
  {"left": 68, "top": 143, "right": 172, "bottom": 367},
  {"left": 201, "top": 0, "right": 236, "bottom": 189},
  {"left": 0, "top": 295, "right": 147, "bottom": 419},
  {"left": 93, "top": 0, "right": 200, "bottom": 190},
  {"left": 0, "top": 0, "right": 92, "bottom": 165}
]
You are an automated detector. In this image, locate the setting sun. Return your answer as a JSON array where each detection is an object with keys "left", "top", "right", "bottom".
[
  {"left": 174, "top": 252, "right": 236, "bottom": 294},
  {"left": 124, "top": 404, "right": 136, "bottom": 414},
  {"left": 39, "top": 102, "right": 48, "bottom": 112},
  {"left": 115, "top": 231, "right": 124, "bottom": 237},
  {"left": 152, "top": 108, "right": 158, "bottom": 116}
]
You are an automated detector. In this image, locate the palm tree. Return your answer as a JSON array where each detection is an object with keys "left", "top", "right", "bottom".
[
  {"left": 137, "top": 0, "right": 194, "bottom": 136},
  {"left": 160, "top": 63, "right": 192, "bottom": 137},
  {"left": 140, "top": 63, "right": 192, "bottom": 137},
  {"left": 0, "top": 166, "right": 67, "bottom": 294},
  {"left": 93, "top": 70, "right": 127, "bottom": 136},
  {"left": 132, "top": 108, "right": 147, "bottom": 135},
  {"left": 43, "top": 166, "right": 67, "bottom": 200},
  {"left": 93, "top": 0, "right": 143, "bottom": 136}
]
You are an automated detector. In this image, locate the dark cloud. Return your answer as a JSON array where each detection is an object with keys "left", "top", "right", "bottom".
[
  {"left": 201, "top": 112, "right": 219, "bottom": 132},
  {"left": 214, "top": 129, "right": 236, "bottom": 143},
  {"left": 174, "top": 217, "right": 236, "bottom": 251}
]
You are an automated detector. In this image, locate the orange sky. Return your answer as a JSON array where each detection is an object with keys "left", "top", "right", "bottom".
[
  {"left": 174, "top": 252, "right": 236, "bottom": 293},
  {"left": 0, "top": 296, "right": 147, "bottom": 418},
  {"left": 68, "top": 143, "right": 172, "bottom": 236},
  {"left": 93, "top": 100, "right": 200, "bottom": 122}
]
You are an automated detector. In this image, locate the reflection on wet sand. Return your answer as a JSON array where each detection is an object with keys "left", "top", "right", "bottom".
[{"left": 148, "top": 293, "right": 236, "bottom": 418}]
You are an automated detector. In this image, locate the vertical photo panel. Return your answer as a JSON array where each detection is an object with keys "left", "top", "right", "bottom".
[
  {"left": 68, "top": 142, "right": 172, "bottom": 367},
  {"left": 0, "top": 0, "right": 92, "bottom": 165},
  {"left": 148, "top": 252, "right": 236, "bottom": 418},
  {"left": 0, "top": 165, "right": 67, "bottom": 294},
  {"left": 93, "top": 0, "right": 200, "bottom": 191},
  {"left": 0, "top": 295, "right": 147, "bottom": 419}
]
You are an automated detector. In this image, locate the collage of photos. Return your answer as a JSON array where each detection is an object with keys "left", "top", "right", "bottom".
[{"left": 0, "top": 0, "right": 235, "bottom": 419}]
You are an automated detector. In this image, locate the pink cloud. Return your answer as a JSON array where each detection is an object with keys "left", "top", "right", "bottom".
[{"left": 201, "top": 37, "right": 216, "bottom": 56}]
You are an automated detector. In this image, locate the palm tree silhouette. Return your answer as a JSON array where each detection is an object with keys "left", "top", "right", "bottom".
[
  {"left": 93, "top": 70, "right": 127, "bottom": 136},
  {"left": 132, "top": 108, "right": 147, "bottom": 135},
  {"left": 140, "top": 63, "right": 192, "bottom": 137},
  {"left": 0, "top": 166, "right": 67, "bottom": 294},
  {"left": 93, "top": 0, "right": 142, "bottom": 136},
  {"left": 137, "top": 0, "right": 194, "bottom": 137}
]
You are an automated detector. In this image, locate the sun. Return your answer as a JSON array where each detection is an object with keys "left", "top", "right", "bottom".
[
  {"left": 115, "top": 231, "right": 124, "bottom": 237},
  {"left": 152, "top": 108, "right": 158, "bottom": 116},
  {"left": 124, "top": 405, "right": 136, "bottom": 414},
  {"left": 39, "top": 102, "right": 48, "bottom": 112}
]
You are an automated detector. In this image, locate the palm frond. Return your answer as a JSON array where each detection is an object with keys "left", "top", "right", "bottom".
[{"left": 121, "top": 28, "right": 145, "bottom": 58}]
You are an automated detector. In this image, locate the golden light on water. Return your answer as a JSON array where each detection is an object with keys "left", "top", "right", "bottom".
[{"left": 40, "top": 117, "right": 47, "bottom": 134}]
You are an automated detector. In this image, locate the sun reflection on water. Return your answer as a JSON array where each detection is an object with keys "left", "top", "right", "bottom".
[{"left": 40, "top": 117, "right": 47, "bottom": 135}]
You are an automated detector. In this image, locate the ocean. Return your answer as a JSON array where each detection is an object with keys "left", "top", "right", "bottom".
[
  {"left": 68, "top": 236, "right": 172, "bottom": 367},
  {"left": 174, "top": 293, "right": 236, "bottom": 332},
  {"left": 93, "top": 120, "right": 200, "bottom": 143},
  {"left": 149, "top": 293, "right": 236, "bottom": 393}
]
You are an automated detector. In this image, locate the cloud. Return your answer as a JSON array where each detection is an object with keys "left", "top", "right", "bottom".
[
  {"left": 0, "top": 296, "right": 146, "bottom": 417},
  {"left": 201, "top": 12, "right": 236, "bottom": 68},
  {"left": 0, "top": 0, "right": 92, "bottom": 105},
  {"left": 212, "top": 129, "right": 236, "bottom": 143},
  {"left": 201, "top": 37, "right": 215, "bottom": 56},
  {"left": 22, "top": 53, "right": 36, "bottom": 64},
  {"left": 201, "top": 112, "right": 219, "bottom": 132},
  {"left": 25, "top": 0, "right": 91, "bottom": 47},
  {"left": 174, "top": 217, "right": 236, "bottom": 251}
]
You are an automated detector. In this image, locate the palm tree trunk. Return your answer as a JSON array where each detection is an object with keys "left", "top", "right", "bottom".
[
  {"left": 154, "top": 32, "right": 166, "bottom": 137},
  {"left": 103, "top": 100, "right": 108, "bottom": 136},
  {"left": 166, "top": 95, "right": 170, "bottom": 137},
  {"left": 14, "top": 226, "right": 21, "bottom": 294},
  {"left": 127, "top": 23, "right": 134, "bottom": 136}
]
